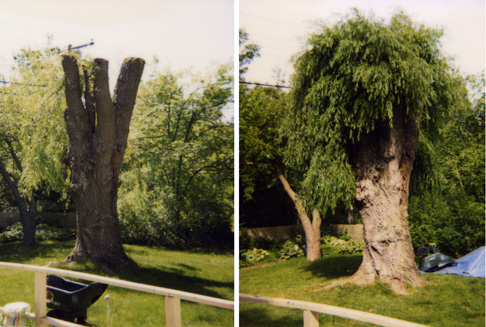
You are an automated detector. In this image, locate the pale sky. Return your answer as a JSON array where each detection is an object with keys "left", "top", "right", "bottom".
[
  {"left": 0, "top": 0, "right": 234, "bottom": 83},
  {"left": 240, "top": 0, "right": 485, "bottom": 84}
]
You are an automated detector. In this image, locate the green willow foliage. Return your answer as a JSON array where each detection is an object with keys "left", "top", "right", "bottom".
[
  {"left": 284, "top": 10, "right": 462, "bottom": 215},
  {"left": 0, "top": 48, "right": 68, "bottom": 197}
]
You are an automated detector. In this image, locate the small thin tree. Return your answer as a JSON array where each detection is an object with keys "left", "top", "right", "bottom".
[{"left": 62, "top": 55, "right": 145, "bottom": 272}]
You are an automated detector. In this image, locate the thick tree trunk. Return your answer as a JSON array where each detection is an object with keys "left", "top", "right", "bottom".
[
  {"left": 350, "top": 109, "right": 426, "bottom": 294},
  {"left": 62, "top": 55, "right": 145, "bottom": 273},
  {"left": 277, "top": 169, "right": 321, "bottom": 261}
]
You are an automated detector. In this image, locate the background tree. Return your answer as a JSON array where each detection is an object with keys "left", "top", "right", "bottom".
[
  {"left": 239, "top": 29, "right": 260, "bottom": 77},
  {"left": 0, "top": 48, "right": 68, "bottom": 245},
  {"left": 408, "top": 72, "right": 485, "bottom": 257},
  {"left": 62, "top": 54, "right": 145, "bottom": 272},
  {"left": 284, "top": 10, "right": 465, "bottom": 293},
  {"left": 239, "top": 31, "right": 322, "bottom": 261},
  {"left": 119, "top": 64, "right": 234, "bottom": 251}
]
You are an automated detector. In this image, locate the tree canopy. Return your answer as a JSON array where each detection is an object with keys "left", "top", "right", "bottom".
[
  {"left": 284, "top": 10, "right": 464, "bottom": 216},
  {"left": 119, "top": 64, "right": 234, "bottom": 250}
]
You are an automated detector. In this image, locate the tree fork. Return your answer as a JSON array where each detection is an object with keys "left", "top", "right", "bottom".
[{"left": 62, "top": 55, "right": 145, "bottom": 273}]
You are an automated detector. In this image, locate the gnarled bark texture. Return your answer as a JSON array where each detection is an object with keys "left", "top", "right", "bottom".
[
  {"left": 350, "top": 109, "right": 426, "bottom": 294},
  {"left": 277, "top": 169, "right": 321, "bottom": 261},
  {"left": 62, "top": 55, "right": 145, "bottom": 273}
]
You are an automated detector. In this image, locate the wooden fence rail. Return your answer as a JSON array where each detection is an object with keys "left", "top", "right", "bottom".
[
  {"left": 240, "top": 294, "right": 429, "bottom": 327},
  {"left": 0, "top": 262, "right": 234, "bottom": 327}
]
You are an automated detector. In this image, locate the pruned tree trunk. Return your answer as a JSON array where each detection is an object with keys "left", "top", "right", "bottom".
[
  {"left": 350, "top": 109, "right": 426, "bottom": 294},
  {"left": 62, "top": 55, "right": 145, "bottom": 273},
  {"left": 277, "top": 169, "right": 321, "bottom": 261}
]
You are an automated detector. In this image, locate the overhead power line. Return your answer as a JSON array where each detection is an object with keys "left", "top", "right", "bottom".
[
  {"left": 240, "top": 12, "right": 308, "bottom": 29},
  {"left": 240, "top": 81, "right": 291, "bottom": 89},
  {"left": 0, "top": 80, "right": 47, "bottom": 88}
]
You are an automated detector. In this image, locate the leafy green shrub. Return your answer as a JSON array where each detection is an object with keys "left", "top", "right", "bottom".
[
  {"left": 240, "top": 248, "right": 272, "bottom": 268},
  {"left": 409, "top": 191, "right": 485, "bottom": 257},
  {"left": 320, "top": 235, "right": 363, "bottom": 255},
  {"left": 36, "top": 224, "right": 75, "bottom": 242},
  {"left": 0, "top": 223, "right": 23, "bottom": 244},
  {"left": 279, "top": 239, "right": 305, "bottom": 260}
]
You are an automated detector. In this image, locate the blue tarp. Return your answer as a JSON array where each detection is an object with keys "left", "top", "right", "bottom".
[{"left": 434, "top": 246, "right": 485, "bottom": 278}]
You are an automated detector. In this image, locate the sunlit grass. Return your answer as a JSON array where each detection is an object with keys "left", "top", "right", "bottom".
[
  {"left": 0, "top": 241, "right": 234, "bottom": 326},
  {"left": 240, "top": 255, "right": 485, "bottom": 327}
]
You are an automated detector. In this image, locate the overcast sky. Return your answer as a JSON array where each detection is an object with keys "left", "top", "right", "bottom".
[
  {"left": 0, "top": 0, "right": 234, "bottom": 82},
  {"left": 240, "top": 0, "right": 485, "bottom": 85}
]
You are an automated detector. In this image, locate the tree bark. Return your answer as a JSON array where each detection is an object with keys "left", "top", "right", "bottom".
[
  {"left": 350, "top": 109, "right": 426, "bottom": 294},
  {"left": 62, "top": 55, "right": 145, "bottom": 273},
  {"left": 0, "top": 159, "right": 36, "bottom": 245},
  {"left": 277, "top": 169, "right": 321, "bottom": 261}
]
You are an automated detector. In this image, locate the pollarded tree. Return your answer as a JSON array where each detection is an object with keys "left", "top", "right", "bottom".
[
  {"left": 284, "top": 11, "right": 464, "bottom": 293},
  {"left": 62, "top": 55, "right": 144, "bottom": 272}
]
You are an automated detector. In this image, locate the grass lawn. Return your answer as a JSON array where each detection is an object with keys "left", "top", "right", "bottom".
[
  {"left": 0, "top": 241, "right": 234, "bottom": 326},
  {"left": 240, "top": 255, "right": 485, "bottom": 327}
]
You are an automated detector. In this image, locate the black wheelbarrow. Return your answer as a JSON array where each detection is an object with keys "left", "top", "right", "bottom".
[{"left": 46, "top": 275, "right": 108, "bottom": 326}]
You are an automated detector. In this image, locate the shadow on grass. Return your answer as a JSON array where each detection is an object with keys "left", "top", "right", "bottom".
[
  {"left": 302, "top": 255, "right": 363, "bottom": 280},
  {"left": 0, "top": 241, "right": 73, "bottom": 263},
  {"left": 239, "top": 307, "right": 302, "bottom": 327},
  {"left": 116, "top": 265, "right": 233, "bottom": 300},
  {"left": 0, "top": 241, "right": 232, "bottom": 300}
]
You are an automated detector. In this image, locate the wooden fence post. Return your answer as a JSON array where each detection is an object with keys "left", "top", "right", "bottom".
[
  {"left": 165, "top": 296, "right": 181, "bottom": 327},
  {"left": 303, "top": 310, "right": 319, "bottom": 327},
  {"left": 35, "top": 271, "right": 47, "bottom": 327}
]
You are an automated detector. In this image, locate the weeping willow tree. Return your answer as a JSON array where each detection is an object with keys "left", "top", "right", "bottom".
[
  {"left": 284, "top": 10, "right": 465, "bottom": 293},
  {"left": 0, "top": 48, "right": 68, "bottom": 245}
]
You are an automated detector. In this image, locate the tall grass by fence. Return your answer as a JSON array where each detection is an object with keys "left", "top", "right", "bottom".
[{"left": 245, "top": 224, "right": 364, "bottom": 241}]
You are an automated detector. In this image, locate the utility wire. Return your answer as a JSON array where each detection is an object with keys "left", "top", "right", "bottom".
[
  {"left": 0, "top": 80, "right": 47, "bottom": 88},
  {"left": 240, "top": 12, "right": 308, "bottom": 29},
  {"left": 240, "top": 81, "right": 291, "bottom": 89}
]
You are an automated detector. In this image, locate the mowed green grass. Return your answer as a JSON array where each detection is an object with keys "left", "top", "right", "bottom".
[
  {"left": 240, "top": 255, "right": 485, "bottom": 327},
  {"left": 0, "top": 241, "right": 234, "bottom": 326}
]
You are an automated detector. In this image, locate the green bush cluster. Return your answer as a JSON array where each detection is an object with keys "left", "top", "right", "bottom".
[
  {"left": 0, "top": 222, "right": 76, "bottom": 244},
  {"left": 36, "top": 224, "right": 75, "bottom": 242},
  {"left": 119, "top": 207, "right": 233, "bottom": 252},
  {"left": 409, "top": 191, "right": 485, "bottom": 257},
  {"left": 239, "top": 248, "right": 272, "bottom": 268},
  {"left": 320, "top": 235, "right": 363, "bottom": 255},
  {"left": 279, "top": 237, "right": 305, "bottom": 260},
  {"left": 0, "top": 223, "right": 23, "bottom": 243},
  {"left": 239, "top": 232, "right": 362, "bottom": 268}
]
